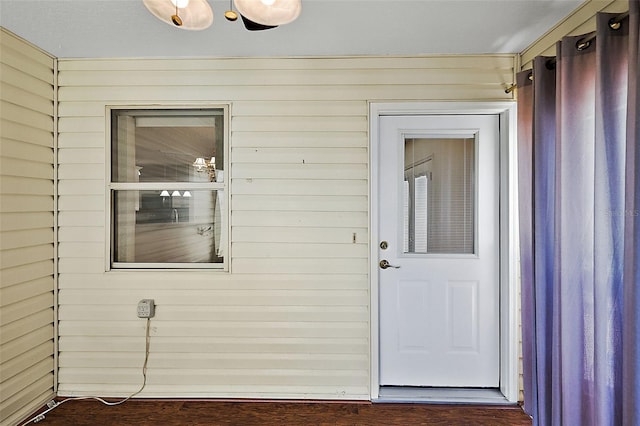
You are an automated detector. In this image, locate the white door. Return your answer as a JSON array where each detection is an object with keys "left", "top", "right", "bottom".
[{"left": 378, "top": 114, "right": 500, "bottom": 388}]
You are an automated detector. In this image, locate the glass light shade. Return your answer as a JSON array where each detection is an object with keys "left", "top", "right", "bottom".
[
  {"left": 143, "top": 0, "right": 213, "bottom": 30},
  {"left": 171, "top": 190, "right": 181, "bottom": 197},
  {"left": 160, "top": 190, "right": 171, "bottom": 197},
  {"left": 183, "top": 191, "right": 192, "bottom": 197},
  {"left": 234, "top": 0, "right": 301, "bottom": 26}
]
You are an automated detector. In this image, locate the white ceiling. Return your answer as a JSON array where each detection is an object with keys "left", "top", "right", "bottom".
[{"left": 0, "top": 0, "right": 585, "bottom": 59}]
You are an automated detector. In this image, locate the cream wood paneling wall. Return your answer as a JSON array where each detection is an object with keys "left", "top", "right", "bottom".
[
  {"left": 0, "top": 28, "right": 56, "bottom": 426},
  {"left": 56, "top": 55, "right": 514, "bottom": 399},
  {"left": 520, "top": 0, "right": 628, "bottom": 70}
]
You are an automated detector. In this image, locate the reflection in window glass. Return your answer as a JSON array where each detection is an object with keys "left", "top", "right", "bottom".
[
  {"left": 110, "top": 108, "right": 226, "bottom": 268},
  {"left": 112, "top": 111, "right": 224, "bottom": 183},
  {"left": 404, "top": 137, "right": 475, "bottom": 254},
  {"left": 113, "top": 190, "right": 224, "bottom": 264}
]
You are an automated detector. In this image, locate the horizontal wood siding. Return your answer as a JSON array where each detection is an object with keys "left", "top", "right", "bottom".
[
  {"left": 56, "top": 55, "right": 515, "bottom": 399},
  {"left": 0, "top": 28, "right": 56, "bottom": 426},
  {"left": 520, "top": 0, "right": 627, "bottom": 69}
]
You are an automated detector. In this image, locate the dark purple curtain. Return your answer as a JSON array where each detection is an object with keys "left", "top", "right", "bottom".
[
  {"left": 623, "top": 1, "right": 640, "bottom": 424},
  {"left": 518, "top": 2, "right": 640, "bottom": 424},
  {"left": 517, "top": 64, "right": 536, "bottom": 423}
]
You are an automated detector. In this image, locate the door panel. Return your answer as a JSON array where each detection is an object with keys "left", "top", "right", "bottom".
[
  {"left": 397, "top": 280, "right": 433, "bottom": 351},
  {"left": 378, "top": 114, "right": 499, "bottom": 388}
]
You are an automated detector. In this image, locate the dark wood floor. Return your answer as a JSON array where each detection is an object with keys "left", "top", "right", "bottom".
[{"left": 28, "top": 399, "right": 532, "bottom": 425}]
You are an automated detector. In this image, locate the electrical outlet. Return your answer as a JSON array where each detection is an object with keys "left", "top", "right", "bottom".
[{"left": 137, "top": 299, "right": 155, "bottom": 318}]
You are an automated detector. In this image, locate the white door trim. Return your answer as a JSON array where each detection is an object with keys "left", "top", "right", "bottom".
[{"left": 369, "top": 101, "right": 519, "bottom": 403}]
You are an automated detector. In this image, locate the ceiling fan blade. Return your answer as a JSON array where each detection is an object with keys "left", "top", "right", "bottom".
[{"left": 240, "top": 14, "right": 278, "bottom": 31}]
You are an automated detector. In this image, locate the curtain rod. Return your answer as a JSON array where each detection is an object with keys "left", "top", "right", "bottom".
[
  {"left": 576, "top": 11, "right": 629, "bottom": 51},
  {"left": 505, "top": 10, "right": 629, "bottom": 94}
]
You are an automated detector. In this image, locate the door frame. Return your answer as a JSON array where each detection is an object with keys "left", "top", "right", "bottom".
[{"left": 369, "top": 102, "right": 519, "bottom": 403}]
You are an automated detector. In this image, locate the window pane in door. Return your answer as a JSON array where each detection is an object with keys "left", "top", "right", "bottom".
[{"left": 403, "top": 137, "right": 475, "bottom": 254}]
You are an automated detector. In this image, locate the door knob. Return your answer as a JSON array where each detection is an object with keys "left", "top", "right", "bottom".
[{"left": 379, "top": 259, "right": 400, "bottom": 269}]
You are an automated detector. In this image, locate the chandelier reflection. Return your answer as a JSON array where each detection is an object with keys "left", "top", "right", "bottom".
[{"left": 193, "top": 156, "right": 216, "bottom": 182}]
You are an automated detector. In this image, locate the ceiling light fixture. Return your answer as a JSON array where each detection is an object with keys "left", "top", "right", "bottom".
[
  {"left": 224, "top": 0, "right": 238, "bottom": 21},
  {"left": 171, "top": 2, "right": 183, "bottom": 26},
  {"left": 143, "top": 0, "right": 213, "bottom": 30},
  {"left": 234, "top": 0, "right": 301, "bottom": 27},
  {"left": 239, "top": 15, "right": 277, "bottom": 31}
]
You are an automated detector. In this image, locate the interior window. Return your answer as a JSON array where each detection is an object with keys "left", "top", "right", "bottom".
[{"left": 109, "top": 108, "right": 227, "bottom": 269}]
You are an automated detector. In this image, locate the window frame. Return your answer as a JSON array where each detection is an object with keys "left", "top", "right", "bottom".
[{"left": 105, "top": 104, "right": 230, "bottom": 271}]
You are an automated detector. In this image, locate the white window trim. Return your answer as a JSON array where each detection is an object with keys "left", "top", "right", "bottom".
[{"left": 104, "top": 104, "right": 231, "bottom": 272}]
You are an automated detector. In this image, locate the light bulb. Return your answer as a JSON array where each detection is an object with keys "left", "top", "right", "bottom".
[
  {"left": 171, "top": 0, "right": 190, "bottom": 8},
  {"left": 261, "top": 0, "right": 276, "bottom": 5}
]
